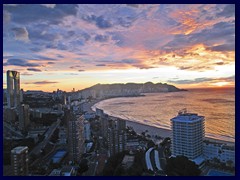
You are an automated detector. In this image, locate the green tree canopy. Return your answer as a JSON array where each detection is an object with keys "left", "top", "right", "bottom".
[{"left": 166, "top": 155, "right": 201, "bottom": 176}]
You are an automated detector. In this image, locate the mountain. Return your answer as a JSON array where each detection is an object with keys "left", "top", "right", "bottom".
[{"left": 73, "top": 82, "right": 186, "bottom": 100}]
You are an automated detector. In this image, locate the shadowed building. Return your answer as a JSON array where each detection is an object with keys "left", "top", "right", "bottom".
[
  {"left": 107, "top": 119, "right": 126, "bottom": 157},
  {"left": 68, "top": 114, "right": 84, "bottom": 162},
  {"left": 19, "top": 104, "right": 30, "bottom": 131}
]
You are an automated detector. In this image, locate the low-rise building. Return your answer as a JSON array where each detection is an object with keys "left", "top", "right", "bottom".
[{"left": 203, "top": 140, "right": 235, "bottom": 166}]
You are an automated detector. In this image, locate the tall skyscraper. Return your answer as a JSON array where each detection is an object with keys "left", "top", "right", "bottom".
[
  {"left": 67, "top": 115, "right": 84, "bottom": 163},
  {"left": 7, "top": 70, "right": 20, "bottom": 108},
  {"left": 107, "top": 119, "right": 126, "bottom": 157},
  {"left": 20, "top": 89, "right": 24, "bottom": 103},
  {"left": 11, "top": 146, "right": 29, "bottom": 176},
  {"left": 19, "top": 104, "right": 30, "bottom": 131},
  {"left": 171, "top": 109, "right": 205, "bottom": 160}
]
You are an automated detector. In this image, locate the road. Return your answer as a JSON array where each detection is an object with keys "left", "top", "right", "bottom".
[{"left": 30, "top": 118, "right": 61, "bottom": 156}]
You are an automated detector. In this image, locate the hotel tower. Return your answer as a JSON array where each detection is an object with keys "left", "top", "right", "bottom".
[{"left": 171, "top": 109, "right": 205, "bottom": 160}]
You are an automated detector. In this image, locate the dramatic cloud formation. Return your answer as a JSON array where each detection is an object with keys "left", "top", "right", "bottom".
[{"left": 3, "top": 4, "right": 235, "bottom": 91}]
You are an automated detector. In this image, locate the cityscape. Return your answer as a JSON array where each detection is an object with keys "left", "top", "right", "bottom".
[{"left": 3, "top": 4, "right": 235, "bottom": 176}]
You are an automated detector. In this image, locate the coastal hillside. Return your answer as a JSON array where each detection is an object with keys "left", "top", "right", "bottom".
[{"left": 73, "top": 82, "right": 186, "bottom": 100}]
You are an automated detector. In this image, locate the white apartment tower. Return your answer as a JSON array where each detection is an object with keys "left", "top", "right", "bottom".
[{"left": 171, "top": 109, "right": 205, "bottom": 160}]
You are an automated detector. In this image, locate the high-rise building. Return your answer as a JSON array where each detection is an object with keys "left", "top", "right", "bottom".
[
  {"left": 63, "top": 93, "right": 67, "bottom": 105},
  {"left": 96, "top": 108, "right": 109, "bottom": 138},
  {"left": 107, "top": 119, "right": 126, "bottom": 157},
  {"left": 171, "top": 109, "right": 205, "bottom": 160},
  {"left": 20, "top": 89, "right": 24, "bottom": 103},
  {"left": 83, "top": 120, "right": 91, "bottom": 141},
  {"left": 19, "top": 104, "right": 30, "bottom": 131},
  {"left": 67, "top": 115, "right": 84, "bottom": 163},
  {"left": 7, "top": 70, "right": 20, "bottom": 108},
  {"left": 11, "top": 146, "right": 29, "bottom": 176}
]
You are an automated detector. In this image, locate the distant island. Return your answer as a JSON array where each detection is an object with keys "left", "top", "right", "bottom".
[{"left": 72, "top": 82, "right": 187, "bottom": 100}]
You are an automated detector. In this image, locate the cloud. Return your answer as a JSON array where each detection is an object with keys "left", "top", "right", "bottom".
[
  {"left": 216, "top": 4, "right": 235, "bottom": 18},
  {"left": 33, "top": 81, "right": 58, "bottom": 84},
  {"left": 29, "top": 30, "right": 62, "bottom": 44},
  {"left": 215, "top": 62, "right": 224, "bottom": 65},
  {"left": 207, "top": 44, "right": 235, "bottom": 52},
  {"left": 27, "top": 68, "right": 42, "bottom": 72},
  {"left": 121, "top": 59, "right": 138, "bottom": 64},
  {"left": 4, "top": 4, "right": 78, "bottom": 25},
  {"left": 96, "top": 64, "right": 106, "bottom": 66},
  {"left": 178, "top": 65, "right": 211, "bottom": 71},
  {"left": 70, "top": 65, "right": 84, "bottom": 69},
  {"left": 82, "top": 15, "right": 112, "bottom": 29},
  {"left": 162, "top": 21, "right": 235, "bottom": 52},
  {"left": 95, "top": 34, "right": 109, "bottom": 42},
  {"left": 3, "top": 4, "right": 235, "bottom": 87},
  {"left": 29, "top": 47, "right": 42, "bottom": 52},
  {"left": 219, "top": 75, "right": 235, "bottom": 81},
  {"left": 4, "top": 59, "right": 39, "bottom": 67},
  {"left": 57, "top": 54, "right": 64, "bottom": 58},
  {"left": 168, "top": 77, "right": 214, "bottom": 84},
  {"left": 3, "top": 56, "right": 13, "bottom": 59},
  {"left": 32, "top": 55, "right": 57, "bottom": 61},
  {"left": 168, "top": 75, "right": 235, "bottom": 84},
  {"left": 11, "top": 27, "right": 29, "bottom": 42},
  {"left": 136, "top": 64, "right": 155, "bottom": 69}
]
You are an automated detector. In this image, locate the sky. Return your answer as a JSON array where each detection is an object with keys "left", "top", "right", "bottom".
[{"left": 3, "top": 4, "right": 235, "bottom": 92}]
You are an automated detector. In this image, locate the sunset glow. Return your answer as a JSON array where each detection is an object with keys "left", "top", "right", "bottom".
[{"left": 3, "top": 4, "right": 235, "bottom": 92}]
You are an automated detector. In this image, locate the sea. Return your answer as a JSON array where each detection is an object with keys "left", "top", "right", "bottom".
[{"left": 92, "top": 88, "right": 235, "bottom": 142}]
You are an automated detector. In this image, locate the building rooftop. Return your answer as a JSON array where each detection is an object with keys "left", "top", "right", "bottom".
[
  {"left": 122, "top": 155, "right": 134, "bottom": 169},
  {"left": 11, "top": 146, "right": 28, "bottom": 154},
  {"left": 171, "top": 109, "right": 204, "bottom": 123},
  {"left": 51, "top": 150, "right": 67, "bottom": 164}
]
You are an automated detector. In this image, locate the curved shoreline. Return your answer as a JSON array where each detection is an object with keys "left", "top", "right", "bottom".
[{"left": 90, "top": 98, "right": 235, "bottom": 145}]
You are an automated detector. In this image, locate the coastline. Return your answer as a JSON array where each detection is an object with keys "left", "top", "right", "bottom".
[
  {"left": 89, "top": 99, "right": 235, "bottom": 146},
  {"left": 125, "top": 120, "right": 234, "bottom": 146}
]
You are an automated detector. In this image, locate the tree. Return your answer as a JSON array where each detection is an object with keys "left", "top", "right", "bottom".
[
  {"left": 77, "top": 159, "right": 89, "bottom": 175},
  {"left": 147, "top": 140, "right": 155, "bottom": 149},
  {"left": 226, "top": 160, "right": 233, "bottom": 167},
  {"left": 114, "top": 165, "right": 126, "bottom": 176},
  {"left": 166, "top": 156, "right": 201, "bottom": 176},
  {"left": 102, "top": 151, "right": 126, "bottom": 175}
]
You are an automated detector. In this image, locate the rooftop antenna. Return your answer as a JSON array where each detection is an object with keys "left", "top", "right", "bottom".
[{"left": 178, "top": 108, "right": 187, "bottom": 115}]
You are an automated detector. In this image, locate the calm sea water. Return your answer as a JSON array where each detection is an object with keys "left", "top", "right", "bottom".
[{"left": 92, "top": 88, "right": 235, "bottom": 142}]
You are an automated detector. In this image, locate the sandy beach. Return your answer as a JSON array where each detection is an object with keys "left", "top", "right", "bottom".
[
  {"left": 125, "top": 120, "right": 234, "bottom": 146},
  {"left": 89, "top": 101, "right": 235, "bottom": 146}
]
